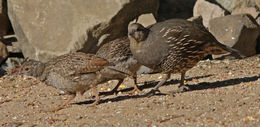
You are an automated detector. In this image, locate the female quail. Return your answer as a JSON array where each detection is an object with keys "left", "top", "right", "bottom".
[
  {"left": 128, "top": 19, "right": 244, "bottom": 95},
  {"left": 96, "top": 36, "right": 142, "bottom": 95},
  {"left": 19, "top": 52, "right": 125, "bottom": 111}
]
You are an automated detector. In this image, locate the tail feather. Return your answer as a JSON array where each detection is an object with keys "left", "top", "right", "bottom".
[
  {"left": 207, "top": 42, "right": 245, "bottom": 59},
  {"left": 107, "top": 66, "right": 135, "bottom": 77}
]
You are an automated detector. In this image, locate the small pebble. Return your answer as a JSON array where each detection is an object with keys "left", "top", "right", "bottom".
[
  {"left": 60, "top": 90, "right": 65, "bottom": 94},
  {"left": 75, "top": 115, "right": 83, "bottom": 120}
]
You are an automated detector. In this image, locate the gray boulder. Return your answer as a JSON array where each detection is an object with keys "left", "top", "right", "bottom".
[
  {"left": 232, "top": 7, "right": 259, "bottom": 18},
  {"left": 208, "top": 0, "right": 256, "bottom": 12},
  {"left": 193, "top": 0, "right": 227, "bottom": 28},
  {"left": 8, "top": 0, "right": 159, "bottom": 62},
  {"left": 209, "top": 14, "right": 260, "bottom": 57}
]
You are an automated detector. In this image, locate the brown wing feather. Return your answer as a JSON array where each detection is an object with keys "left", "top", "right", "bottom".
[{"left": 44, "top": 52, "right": 113, "bottom": 76}]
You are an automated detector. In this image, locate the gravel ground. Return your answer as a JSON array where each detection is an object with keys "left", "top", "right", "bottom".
[{"left": 0, "top": 55, "right": 259, "bottom": 127}]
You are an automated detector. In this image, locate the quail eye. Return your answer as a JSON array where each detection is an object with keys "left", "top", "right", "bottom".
[
  {"left": 24, "top": 67, "right": 30, "bottom": 71},
  {"left": 136, "top": 28, "right": 142, "bottom": 31}
]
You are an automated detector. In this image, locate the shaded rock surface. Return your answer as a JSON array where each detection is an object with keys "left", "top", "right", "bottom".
[
  {"left": 8, "top": 0, "right": 159, "bottom": 62},
  {"left": 187, "top": 16, "right": 203, "bottom": 26},
  {"left": 193, "top": 0, "right": 227, "bottom": 28},
  {"left": 208, "top": 0, "right": 256, "bottom": 12},
  {"left": 232, "top": 7, "right": 259, "bottom": 19},
  {"left": 0, "top": 41, "right": 8, "bottom": 63},
  {"left": 157, "top": 0, "right": 196, "bottom": 21},
  {"left": 209, "top": 14, "right": 260, "bottom": 57},
  {"left": 0, "top": 0, "right": 10, "bottom": 37}
]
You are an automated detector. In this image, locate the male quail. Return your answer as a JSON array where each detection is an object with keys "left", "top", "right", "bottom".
[
  {"left": 96, "top": 36, "right": 142, "bottom": 95},
  {"left": 19, "top": 52, "right": 130, "bottom": 111},
  {"left": 128, "top": 19, "right": 244, "bottom": 95}
]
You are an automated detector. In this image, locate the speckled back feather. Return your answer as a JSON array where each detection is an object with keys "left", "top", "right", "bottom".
[{"left": 96, "top": 36, "right": 132, "bottom": 64}]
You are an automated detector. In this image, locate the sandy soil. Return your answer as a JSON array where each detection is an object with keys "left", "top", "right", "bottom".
[{"left": 0, "top": 55, "right": 259, "bottom": 127}]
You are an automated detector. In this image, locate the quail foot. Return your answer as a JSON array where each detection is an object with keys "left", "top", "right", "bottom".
[
  {"left": 96, "top": 36, "right": 142, "bottom": 95},
  {"left": 128, "top": 19, "right": 244, "bottom": 96},
  {"left": 19, "top": 52, "right": 129, "bottom": 111}
]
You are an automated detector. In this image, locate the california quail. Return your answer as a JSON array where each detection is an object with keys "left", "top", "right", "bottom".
[
  {"left": 19, "top": 52, "right": 129, "bottom": 111},
  {"left": 96, "top": 36, "right": 142, "bottom": 95},
  {"left": 128, "top": 19, "right": 244, "bottom": 96}
]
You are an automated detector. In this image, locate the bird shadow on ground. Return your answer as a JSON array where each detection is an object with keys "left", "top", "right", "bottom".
[
  {"left": 186, "top": 75, "right": 260, "bottom": 91},
  {"left": 99, "top": 74, "right": 213, "bottom": 96},
  {"left": 75, "top": 74, "right": 260, "bottom": 105},
  {"left": 75, "top": 74, "right": 210, "bottom": 105}
]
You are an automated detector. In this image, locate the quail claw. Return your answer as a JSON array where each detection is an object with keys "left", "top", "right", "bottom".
[
  {"left": 166, "top": 85, "right": 191, "bottom": 96},
  {"left": 178, "top": 85, "right": 190, "bottom": 92},
  {"left": 144, "top": 89, "right": 161, "bottom": 97},
  {"left": 127, "top": 86, "right": 142, "bottom": 95}
]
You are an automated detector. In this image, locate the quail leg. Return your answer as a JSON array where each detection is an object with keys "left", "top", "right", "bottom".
[
  {"left": 50, "top": 93, "right": 76, "bottom": 112},
  {"left": 145, "top": 73, "right": 170, "bottom": 97},
  {"left": 128, "top": 76, "right": 141, "bottom": 95},
  {"left": 178, "top": 72, "right": 190, "bottom": 92},
  {"left": 88, "top": 85, "right": 100, "bottom": 106},
  {"left": 108, "top": 79, "right": 123, "bottom": 95},
  {"left": 166, "top": 72, "right": 191, "bottom": 96}
]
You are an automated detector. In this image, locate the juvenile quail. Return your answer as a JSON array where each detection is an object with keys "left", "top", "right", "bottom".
[
  {"left": 19, "top": 52, "right": 129, "bottom": 111},
  {"left": 96, "top": 36, "right": 142, "bottom": 95},
  {"left": 128, "top": 19, "right": 244, "bottom": 96}
]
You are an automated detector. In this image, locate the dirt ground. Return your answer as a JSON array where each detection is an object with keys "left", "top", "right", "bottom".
[{"left": 0, "top": 55, "right": 259, "bottom": 127}]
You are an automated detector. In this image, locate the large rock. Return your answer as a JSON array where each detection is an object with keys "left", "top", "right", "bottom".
[
  {"left": 8, "top": 0, "right": 159, "bottom": 62},
  {"left": 232, "top": 7, "right": 259, "bottom": 18},
  {"left": 256, "top": 0, "right": 260, "bottom": 9},
  {"left": 209, "top": 14, "right": 260, "bottom": 57},
  {"left": 157, "top": 0, "right": 196, "bottom": 21},
  {"left": 0, "top": 0, "right": 10, "bottom": 37},
  {"left": 193, "top": 0, "right": 227, "bottom": 28},
  {"left": 187, "top": 16, "right": 203, "bottom": 26},
  {"left": 232, "top": 6, "right": 260, "bottom": 26},
  {"left": 130, "top": 13, "right": 156, "bottom": 27},
  {"left": 0, "top": 41, "right": 8, "bottom": 63},
  {"left": 208, "top": 0, "right": 256, "bottom": 12}
]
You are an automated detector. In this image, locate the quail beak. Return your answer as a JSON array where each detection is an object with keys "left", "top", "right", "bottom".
[{"left": 128, "top": 30, "right": 137, "bottom": 39}]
